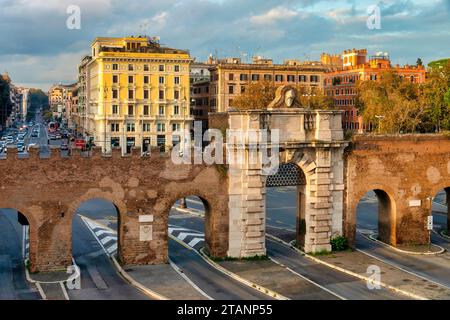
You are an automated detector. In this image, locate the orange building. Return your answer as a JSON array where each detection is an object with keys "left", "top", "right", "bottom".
[{"left": 323, "top": 49, "right": 426, "bottom": 131}]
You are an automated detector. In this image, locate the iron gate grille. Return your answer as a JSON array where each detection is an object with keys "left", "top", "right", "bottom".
[{"left": 266, "top": 163, "right": 306, "bottom": 187}]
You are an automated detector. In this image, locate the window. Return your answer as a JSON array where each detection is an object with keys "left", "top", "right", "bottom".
[
  {"left": 113, "top": 64, "right": 118, "bottom": 71},
  {"left": 143, "top": 105, "right": 149, "bottom": 116},
  {"left": 126, "top": 123, "right": 135, "bottom": 132},
  {"left": 112, "top": 89, "right": 118, "bottom": 99},
  {"left": 172, "top": 123, "right": 181, "bottom": 132},
  {"left": 159, "top": 90, "right": 164, "bottom": 100},
  {"left": 264, "top": 74, "right": 272, "bottom": 81},
  {"left": 229, "top": 73, "right": 234, "bottom": 81},
  {"left": 128, "top": 90, "right": 134, "bottom": 99},
  {"left": 144, "top": 76, "right": 149, "bottom": 84},
  {"left": 310, "top": 75, "right": 319, "bottom": 82},
  {"left": 159, "top": 105, "right": 165, "bottom": 115},
  {"left": 370, "top": 74, "right": 377, "bottom": 81},
  {"left": 251, "top": 74, "right": 260, "bottom": 81},
  {"left": 113, "top": 75, "right": 118, "bottom": 84},
  {"left": 299, "top": 75, "right": 307, "bottom": 82},
  {"left": 174, "top": 65, "right": 180, "bottom": 72},
  {"left": 174, "top": 105, "right": 180, "bottom": 115},
  {"left": 142, "top": 123, "right": 151, "bottom": 132},
  {"left": 229, "top": 99, "right": 233, "bottom": 107},
  {"left": 128, "top": 104, "right": 134, "bottom": 116},
  {"left": 144, "top": 64, "right": 149, "bottom": 71},
  {"left": 159, "top": 76, "right": 165, "bottom": 84},
  {"left": 275, "top": 75, "right": 283, "bottom": 82},
  {"left": 240, "top": 74, "right": 248, "bottom": 81},
  {"left": 174, "top": 76, "right": 180, "bottom": 85},
  {"left": 128, "top": 64, "right": 134, "bottom": 71},
  {"left": 174, "top": 90, "right": 180, "bottom": 100},
  {"left": 112, "top": 105, "right": 119, "bottom": 114},
  {"left": 111, "top": 123, "right": 119, "bottom": 132},
  {"left": 157, "top": 123, "right": 165, "bottom": 132},
  {"left": 287, "top": 75, "right": 295, "bottom": 82},
  {"left": 229, "top": 85, "right": 234, "bottom": 94},
  {"left": 159, "top": 65, "right": 165, "bottom": 72},
  {"left": 142, "top": 89, "right": 149, "bottom": 100},
  {"left": 128, "top": 75, "right": 134, "bottom": 84}
]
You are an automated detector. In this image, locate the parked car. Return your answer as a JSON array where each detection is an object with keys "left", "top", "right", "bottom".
[
  {"left": 17, "top": 143, "right": 25, "bottom": 153},
  {"left": 55, "top": 133, "right": 62, "bottom": 139},
  {"left": 60, "top": 142, "right": 69, "bottom": 151}
]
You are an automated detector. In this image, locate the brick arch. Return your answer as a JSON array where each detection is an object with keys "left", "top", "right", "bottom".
[
  {"left": 0, "top": 203, "right": 39, "bottom": 272},
  {"left": 158, "top": 187, "right": 228, "bottom": 257},
  {"left": 346, "top": 185, "right": 397, "bottom": 246}
]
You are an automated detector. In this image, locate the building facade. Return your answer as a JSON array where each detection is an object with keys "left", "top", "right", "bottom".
[
  {"left": 208, "top": 56, "right": 328, "bottom": 112},
  {"left": 74, "top": 36, "right": 194, "bottom": 154},
  {"left": 190, "top": 62, "right": 211, "bottom": 131},
  {"left": 323, "top": 49, "right": 426, "bottom": 131}
]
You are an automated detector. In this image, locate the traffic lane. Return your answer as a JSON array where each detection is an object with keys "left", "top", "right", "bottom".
[
  {"left": 169, "top": 239, "right": 271, "bottom": 300},
  {"left": 0, "top": 210, "right": 40, "bottom": 300},
  {"left": 69, "top": 215, "right": 149, "bottom": 300},
  {"left": 356, "top": 233, "right": 450, "bottom": 288},
  {"left": 76, "top": 199, "right": 118, "bottom": 230},
  {"left": 169, "top": 213, "right": 205, "bottom": 233},
  {"left": 267, "top": 239, "right": 407, "bottom": 300}
]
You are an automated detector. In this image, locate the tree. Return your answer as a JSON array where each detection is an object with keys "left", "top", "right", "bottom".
[
  {"left": 356, "top": 71, "right": 427, "bottom": 134},
  {"left": 416, "top": 58, "right": 423, "bottom": 67},
  {"left": 233, "top": 81, "right": 335, "bottom": 110},
  {"left": 233, "top": 80, "right": 277, "bottom": 110}
]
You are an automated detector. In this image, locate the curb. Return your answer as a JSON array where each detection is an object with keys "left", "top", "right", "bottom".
[
  {"left": 365, "top": 233, "right": 445, "bottom": 255},
  {"left": 197, "top": 247, "right": 289, "bottom": 300},
  {"left": 266, "top": 234, "right": 428, "bottom": 301},
  {"left": 111, "top": 255, "right": 169, "bottom": 300}
]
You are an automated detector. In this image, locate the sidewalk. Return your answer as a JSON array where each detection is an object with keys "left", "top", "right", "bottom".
[
  {"left": 123, "top": 264, "right": 207, "bottom": 300},
  {"left": 316, "top": 250, "right": 450, "bottom": 300},
  {"left": 218, "top": 259, "right": 337, "bottom": 300}
]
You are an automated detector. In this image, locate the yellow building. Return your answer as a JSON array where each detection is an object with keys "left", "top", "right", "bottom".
[{"left": 77, "top": 36, "right": 193, "bottom": 154}]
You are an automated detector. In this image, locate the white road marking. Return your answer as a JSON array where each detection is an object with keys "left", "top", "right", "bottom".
[
  {"left": 95, "top": 229, "right": 115, "bottom": 237},
  {"left": 168, "top": 227, "right": 190, "bottom": 233},
  {"left": 187, "top": 238, "right": 204, "bottom": 248},
  {"left": 177, "top": 232, "right": 204, "bottom": 241},
  {"left": 100, "top": 236, "right": 117, "bottom": 245},
  {"left": 107, "top": 243, "right": 118, "bottom": 254}
]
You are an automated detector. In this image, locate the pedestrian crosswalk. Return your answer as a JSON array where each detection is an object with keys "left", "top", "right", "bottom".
[
  {"left": 79, "top": 215, "right": 118, "bottom": 256},
  {"left": 79, "top": 214, "right": 206, "bottom": 255},
  {"left": 168, "top": 225, "right": 205, "bottom": 251}
]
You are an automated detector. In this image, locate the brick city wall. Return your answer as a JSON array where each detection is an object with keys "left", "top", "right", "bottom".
[
  {"left": 345, "top": 135, "right": 450, "bottom": 246},
  {"left": 0, "top": 147, "right": 228, "bottom": 272}
]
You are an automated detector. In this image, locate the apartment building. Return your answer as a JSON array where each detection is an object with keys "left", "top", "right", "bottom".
[
  {"left": 323, "top": 49, "right": 426, "bottom": 131},
  {"left": 208, "top": 56, "right": 328, "bottom": 112},
  {"left": 75, "top": 36, "right": 193, "bottom": 154}
]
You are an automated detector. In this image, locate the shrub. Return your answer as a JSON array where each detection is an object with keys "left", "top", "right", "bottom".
[{"left": 331, "top": 236, "right": 349, "bottom": 252}]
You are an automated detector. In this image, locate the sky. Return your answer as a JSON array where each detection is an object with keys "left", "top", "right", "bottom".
[{"left": 1, "top": 0, "right": 449, "bottom": 91}]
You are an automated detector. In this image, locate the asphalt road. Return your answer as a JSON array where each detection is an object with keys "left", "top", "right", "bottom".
[
  {"left": 0, "top": 210, "right": 40, "bottom": 300},
  {"left": 171, "top": 210, "right": 406, "bottom": 300},
  {"left": 68, "top": 214, "right": 149, "bottom": 300}
]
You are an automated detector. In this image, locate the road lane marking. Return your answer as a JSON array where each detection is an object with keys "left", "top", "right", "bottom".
[{"left": 187, "top": 238, "right": 204, "bottom": 248}]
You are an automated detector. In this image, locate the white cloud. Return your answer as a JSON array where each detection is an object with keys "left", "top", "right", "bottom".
[{"left": 250, "top": 6, "right": 299, "bottom": 25}]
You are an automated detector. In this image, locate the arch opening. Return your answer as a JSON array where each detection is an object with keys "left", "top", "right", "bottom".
[
  {"left": 432, "top": 187, "right": 450, "bottom": 236},
  {"left": 0, "top": 208, "right": 38, "bottom": 299},
  {"left": 265, "top": 163, "right": 307, "bottom": 248},
  {"left": 168, "top": 196, "right": 210, "bottom": 254},
  {"left": 71, "top": 198, "right": 121, "bottom": 286},
  {"left": 356, "top": 189, "right": 396, "bottom": 245}
]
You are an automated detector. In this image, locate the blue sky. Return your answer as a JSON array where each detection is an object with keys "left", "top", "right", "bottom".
[{"left": 1, "top": 0, "right": 449, "bottom": 90}]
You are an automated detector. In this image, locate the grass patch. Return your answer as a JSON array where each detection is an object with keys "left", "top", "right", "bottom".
[
  {"left": 310, "top": 250, "right": 332, "bottom": 256},
  {"left": 443, "top": 230, "right": 449, "bottom": 236}
]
